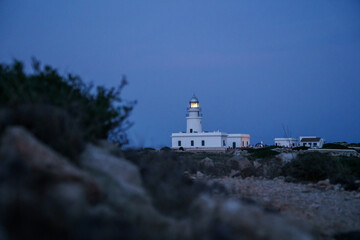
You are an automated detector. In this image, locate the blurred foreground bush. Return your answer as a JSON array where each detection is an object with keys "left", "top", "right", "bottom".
[{"left": 0, "top": 59, "right": 135, "bottom": 147}]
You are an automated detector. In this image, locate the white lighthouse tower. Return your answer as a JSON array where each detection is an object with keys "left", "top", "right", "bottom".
[
  {"left": 186, "top": 94, "right": 202, "bottom": 133},
  {"left": 171, "top": 94, "right": 250, "bottom": 151}
]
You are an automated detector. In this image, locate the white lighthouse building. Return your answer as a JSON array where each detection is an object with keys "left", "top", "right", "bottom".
[{"left": 171, "top": 95, "right": 250, "bottom": 151}]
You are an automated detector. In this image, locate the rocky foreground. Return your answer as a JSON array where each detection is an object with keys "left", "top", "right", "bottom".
[
  {"left": 0, "top": 126, "right": 359, "bottom": 240},
  {"left": 208, "top": 176, "right": 360, "bottom": 239}
]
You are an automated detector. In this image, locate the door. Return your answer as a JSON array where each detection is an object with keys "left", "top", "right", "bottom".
[{"left": 232, "top": 142, "right": 236, "bottom": 149}]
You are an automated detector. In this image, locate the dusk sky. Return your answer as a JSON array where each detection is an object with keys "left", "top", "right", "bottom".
[{"left": 1, "top": 1, "right": 359, "bottom": 148}]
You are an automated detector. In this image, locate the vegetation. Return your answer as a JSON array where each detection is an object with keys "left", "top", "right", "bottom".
[
  {"left": 292, "top": 146, "right": 309, "bottom": 151},
  {"left": 282, "top": 152, "right": 360, "bottom": 190},
  {"left": 348, "top": 143, "right": 360, "bottom": 147},
  {"left": 323, "top": 143, "right": 349, "bottom": 149},
  {"left": 0, "top": 59, "right": 135, "bottom": 147},
  {"left": 245, "top": 146, "right": 280, "bottom": 160}
]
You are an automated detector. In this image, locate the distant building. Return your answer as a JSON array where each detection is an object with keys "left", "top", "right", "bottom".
[
  {"left": 274, "top": 138, "right": 299, "bottom": 147},
  {"left": 300, "top": 136, "right": 324, "bottom": 148},
  {"left": 171, "top": 95, "right": 250, "bottom": 150}
]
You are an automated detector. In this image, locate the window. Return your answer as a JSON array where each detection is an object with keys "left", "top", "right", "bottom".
[
  {"left": 201, "top": 140, "right": 205, "bottom": 146},
  {"left": 178, "top": 141, "right": 181, "bottom": 146},
  {"left": 246, "top": 141, "right": 249, "bottom": 147},
  {"left": 191, "top": 140, "right": 194, "bottom": 146},
  {"left": 292, "top": 143, "right": 295, "bottom": 147},
  {"left": 303, "top": 143, "right": 306, "bottom": 147},
  {"left": 190, "top": 129, "right": 193, "bottom": 133},
  {"left": 232, "top": 142, "right": 236, "bottom": 149},
  {"left": 242, "top": 141, "right": 244, "bottom": 147},
  {"left": 314, "top": 143, "right": 317, "bottom": 146},
  {"left": 223, "top": 140, "right": 226, "bottom": 146}
]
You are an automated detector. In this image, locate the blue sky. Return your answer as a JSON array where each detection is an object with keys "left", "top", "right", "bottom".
[{"left": 1, "top": 1, "right": 360, "bottom": 147}]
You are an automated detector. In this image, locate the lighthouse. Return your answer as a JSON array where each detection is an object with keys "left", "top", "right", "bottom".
[
  {"left": 171, "top": 94, "right": 250, "bottom": 151},
  {"left": 186, "top": 94, "right": 202, "bottom": 133}
]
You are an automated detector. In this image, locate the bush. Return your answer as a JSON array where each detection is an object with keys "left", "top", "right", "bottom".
[
  {"left": 348, "top": 143, "right": 360, "bottom": 147},
  {"left": 246, "top": 147, "right": 280, "bottom": 160},
  {"left": 282, "top": 152, "right": 360, "bottom": 190},
  {"left": 143, "top": 147, "right": 155, "bottom": 151},
  {"left": 323, "top": 143, "right": 349, "bottom": 149},
  {"left": 160, "top": 146, "right": 171, "bottom": 151},
  {"left": 292, "top": 146, "right": 309, "bottom": 151},
  {"left": 0, "top": 59, "right": 135, "bottom": 147}
]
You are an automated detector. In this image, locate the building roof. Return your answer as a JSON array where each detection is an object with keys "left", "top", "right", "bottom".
[
  {"left": 300, "top": 137, "right": 321, "bottom": 142},
  {"left": 274, "top": 138, "right": 298, "bottom": 141},
  {"left": 189, "top": 94, "right": 199, "bottom": 103}
]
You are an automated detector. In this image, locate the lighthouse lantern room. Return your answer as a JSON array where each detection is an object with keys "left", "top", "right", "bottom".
[{"left": 186, "top": 94, "right": 202, "bottom": 133}]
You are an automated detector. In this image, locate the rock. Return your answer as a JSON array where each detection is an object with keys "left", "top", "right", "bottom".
[
  {"left": 272, "top": 148, "right": 284, "bottom": 152},
  {"left": 253, "top": 160, "right": 262, "bottom": 169},
  {"left": 183, "top": 171, "right": 196, "bottom": 182},
  {"left": 227, "top": 155, "right": 252, "bottom": 170},
  {"left": 79, "top": 144, "right": 142, "bottom": 187},
  {"left": 277, "top": 152, "right": 297, "bottom": 163},
  {"left": 0, "top": 127, "right": 189, "bottom": 240},
  {"left": 275, "top": 176, "right": 285, "bottom": 181},
  {"left": 96, "top": 139, "right": 123, "bottom": 157},
  {"left": 309, "top": 203, "right": 320, "bottom": 209},
  {"left": 227, "top": 155, "right": 245, "bottom": 170},
  {"left": 0, "top": 127, "right": 105, "bottom": 239},
  {"left": 230, "top": 170, "right": 241, "bottom": 178},
  {"left": 334, "top": 184, "right": 342, "bottom": 191},
  {"left": 196, "top": 171, "right": 205, "bottom": 179},
  {"left": 190, "top": 195, "right": 313, "bottom": 240},
  {"left": 79, "top": 144, "right": 188, "bottom": 239},
  {"left": 317, "top": 179, "right": 330, "bottom": 187},
  {"left": 285, "top": 176, "right": 296, "bottom": 183},
  {"left": 234, "top": 150, "right": 249, "bottom": 156},
  {"left": 0, "top": 126, "right": 102, "bottom": 203},
  {"left": 200, "top": 157, "right": 214, "bottom": 167}
]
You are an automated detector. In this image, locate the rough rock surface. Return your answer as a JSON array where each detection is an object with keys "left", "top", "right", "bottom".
[
  {"left": 0, "top": 127, "right": 316, "bottom": 240},
  {"left": 277, "top": 152, "right": 298, "bottom": 163},
  {"left": 200, "top": 157, "right": 214, "bottom": 167},
  {"left": 211, "top": 176, "right": 360, "bottom": 238}
]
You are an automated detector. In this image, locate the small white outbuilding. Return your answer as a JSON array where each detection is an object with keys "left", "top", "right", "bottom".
[
  {"left": 274, "top": 138, "right": 299, "bottom": 147},
  {"left": 171, "top": 95, "right": 250, "bottom": 150},
  {"left": 300, "top": 136, "right": 324, "bottom": 148}
]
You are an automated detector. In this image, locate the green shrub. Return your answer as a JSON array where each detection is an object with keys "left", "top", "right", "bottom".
[
  {"left": 282, "top": 152, "right": 360, "bottom": 190},
  {"left": 0, "top": 59, "right": 135, "bottom": 147},
  {"left": 160, "top": 146, "right": 171, "bottom": 151},
  {"left": 293, "top": 146, "right": 309, "bottom": 151},
  {"left": 348, "top": 143, "right": 360, "bottom": 147},
  {"left": 323, "top": 143, "right": 349, "bottom": 149},
  {"left": 143, "top": 147, "right": 156, "bottom": 151},
  {"left": 246, "top": 147, "right": 280, "bottom": 159}
]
